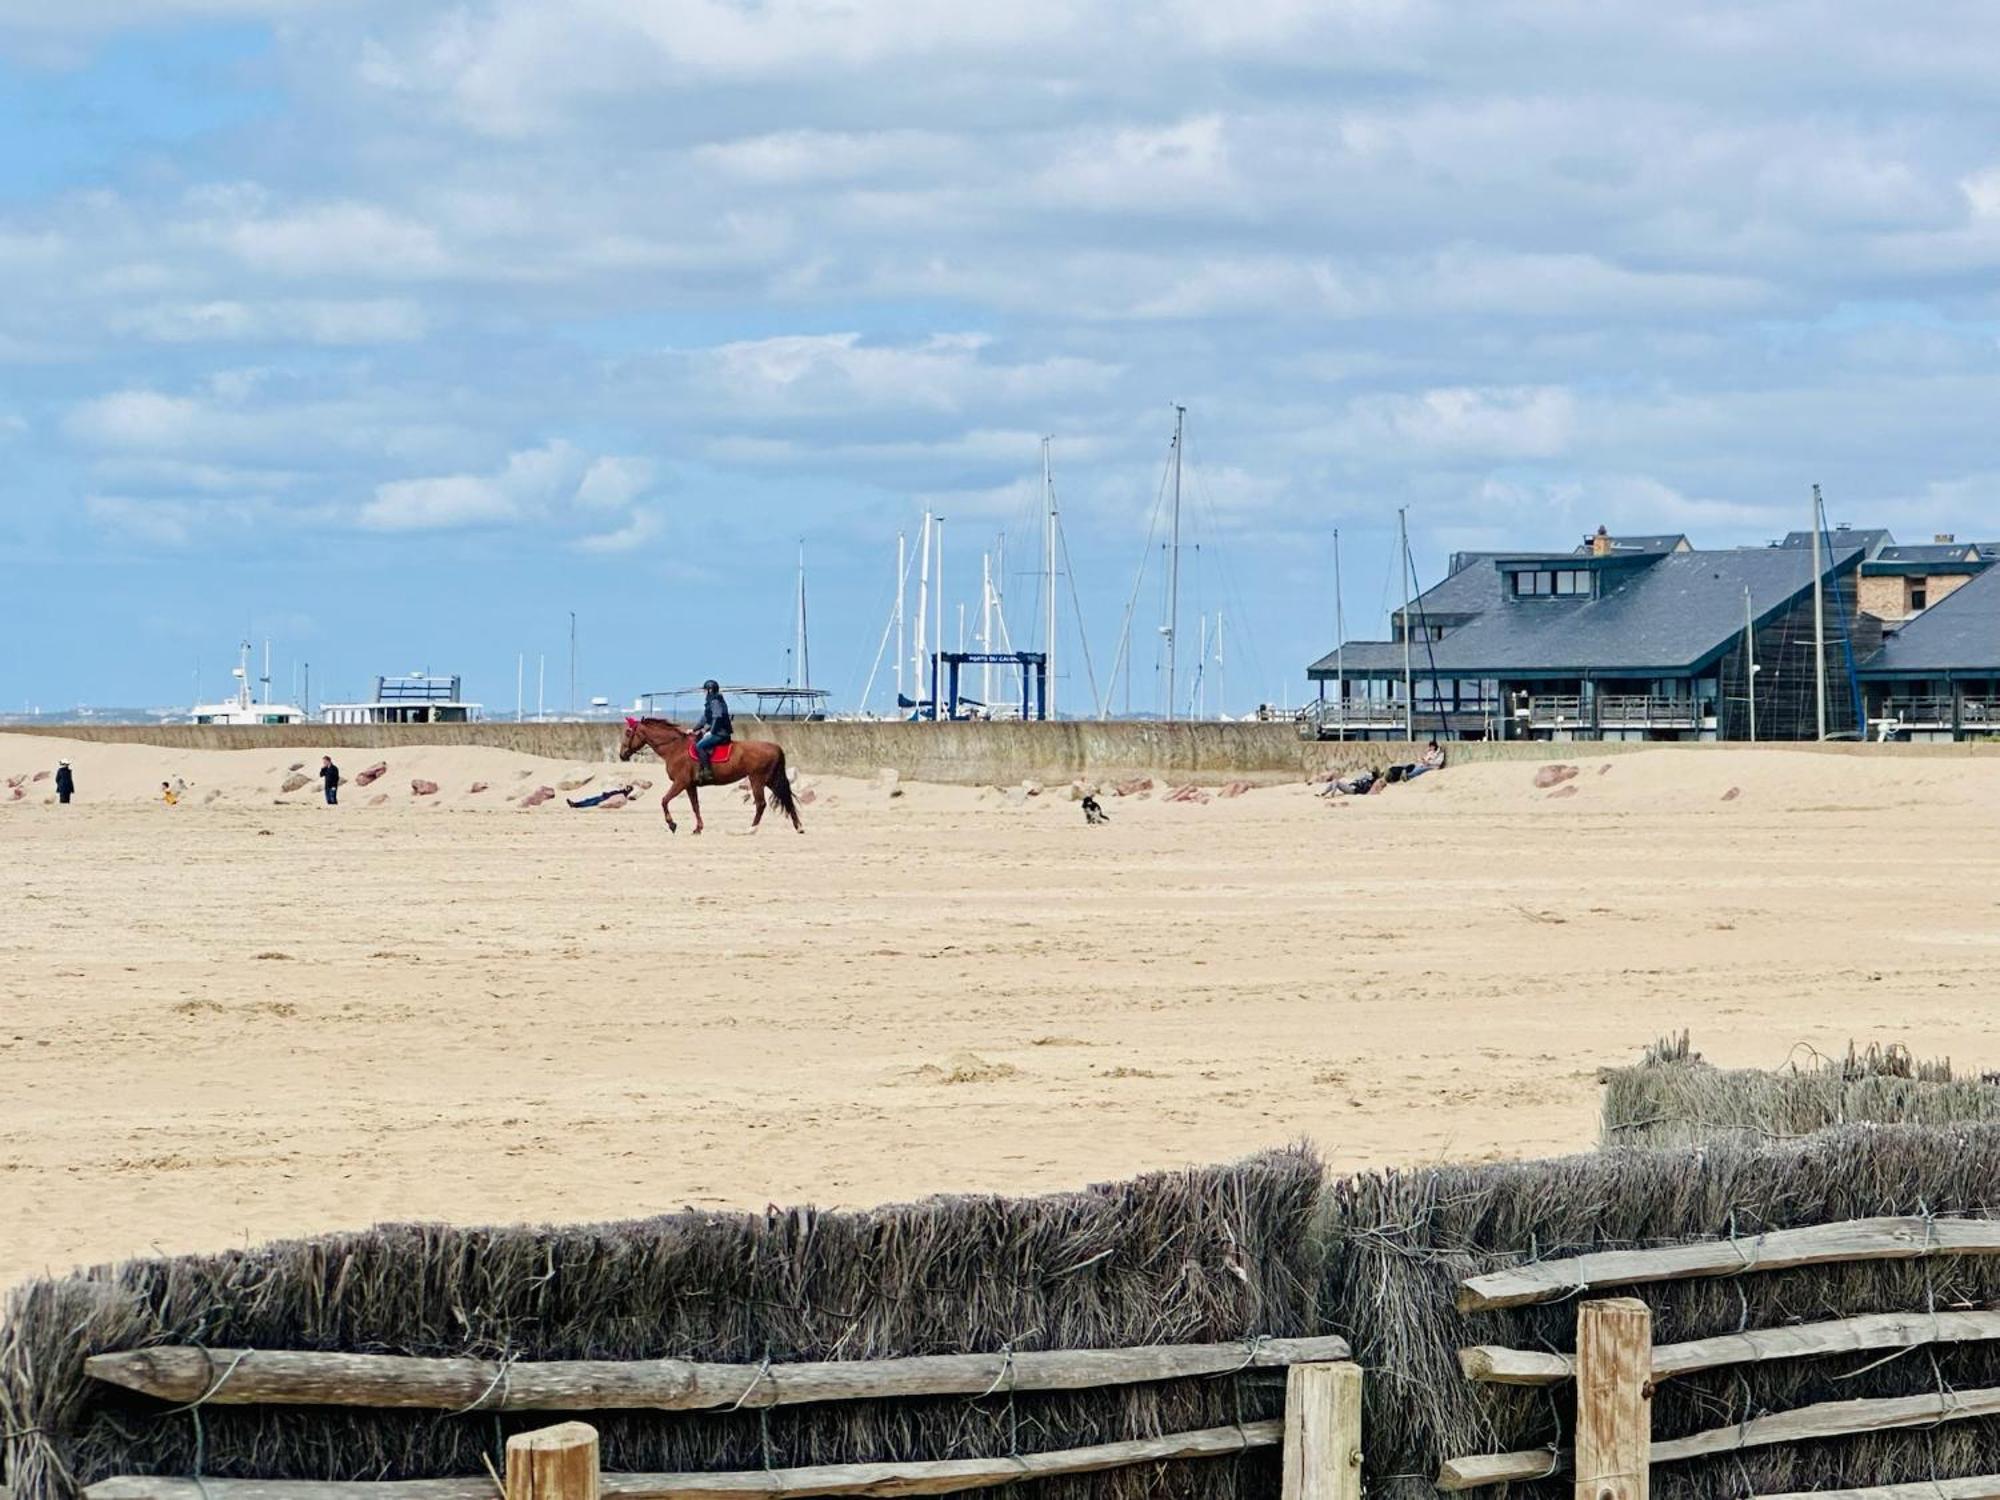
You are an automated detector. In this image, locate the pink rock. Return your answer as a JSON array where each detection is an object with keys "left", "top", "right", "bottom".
[
  {"left": 598, "top": 793, "right": 629, "bottom": 809},
  {"left": 1165, "top": 784, "right": 1210, "bottom": 804},
  {"left": 1113, "top": 777, "right": 1154, "bottom": 797},
  {"left": 467, "top": 781, "right": 489, "bottom": 794},
  {"left": 31, "top": 770, "right": 49, "bottom": 782},
  {"left": 1546, "top": 783, "right": 1580, "bottom": 799},
  {"left": 1722, "top": 786, "right": 1742, "bottom": 801},
  {"left": 354, "top": 762, "right": 389, "bottom": 787},
  {"left": 1218, "top": 781, "right": 1253, "bottom": 798},
  {"left": 1533, "top": 764, "right": 1579, "bottom": 789},
  {"left": 797, "top": 788, "right": 817, "bottom": 805},
  {"left": 520, "top": 786, "right": 555, "bottom": 808},
  {"left": 411, "top": 779, "right": 439, "bottom": 796},
  {"left": 368, "top": 793, "right": 389, "bottom": 806},
  {"left": 1598, "top": 763, "right": 1613, "bottom": 776}
]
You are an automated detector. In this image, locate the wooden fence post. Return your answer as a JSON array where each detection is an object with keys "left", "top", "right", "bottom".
[
  {"left": 1574, "top": 1299, "right": 1651, "bottom": 1500},
  {"left": 1281, "top": 1360, "right": 1362, "bottom": 1500},
  {"left": 505, "top": 1422, "right": 599, "bottom": 1500}
]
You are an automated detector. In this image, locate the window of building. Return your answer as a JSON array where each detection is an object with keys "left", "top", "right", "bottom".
[
  {"left": 1911, "top": 583, "right": 1929, "bottom": 611},
  {"left": 1513, "top": 568, "right": 1592, "bottom": 598}
]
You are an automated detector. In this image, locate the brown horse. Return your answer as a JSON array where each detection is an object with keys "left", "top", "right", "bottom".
[{"left": 617, "top": 717, "right": 804, "bottom": 835}]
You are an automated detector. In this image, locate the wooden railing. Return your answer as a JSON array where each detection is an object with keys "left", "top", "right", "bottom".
[
  {"left": 1526, "top": 695, "right": 1586, "bottom": 726},
  {"left": 1596, "top": 695, "right": 1698, "bottom": 727},
  {"left": 82, "top": 1337, "right": 1361, "bottom": 1500},
  {"left": 1439, "top": 1215, "right": 2000, "bottom": 1498}
]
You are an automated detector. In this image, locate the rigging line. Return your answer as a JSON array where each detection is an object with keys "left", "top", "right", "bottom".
[
  {"left": 1054, "top": 506, "right": 1104, "bottom": 715},
  {"left": 1181, "top": 423, "right": 1274, "bottom": 707},
  {"left": 1104, "top": 430, "right": 1178, "bottom": 720},
  {"left": 1405, "top": 529, "right": 1447, "bottom": 739},
  {"left": 855, "top": 524, "right": 923, "bottom": 714},
  {"left": 1817, "top": 492, "right": 1867, "bottom": 735}
]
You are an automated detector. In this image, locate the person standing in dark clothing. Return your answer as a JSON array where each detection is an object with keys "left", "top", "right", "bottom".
[
  {"left": 320, "top": 755, "right": 341, "bottom": 806},
  {"left": 693, "top": 679, "right": 732, "bottom": 783},
  {"left": 54, "top": 760, "right": 74, "bottom": 804}
]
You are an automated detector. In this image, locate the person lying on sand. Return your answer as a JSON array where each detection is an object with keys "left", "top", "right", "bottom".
[
  {"left": 567, "top": 785, "right": 635, "bottom": 809},
  {"left": 1320, "top": 768, "right": 1380, "bottom": 797}
]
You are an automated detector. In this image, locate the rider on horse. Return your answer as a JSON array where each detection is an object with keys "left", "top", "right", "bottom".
[{"left": 693, "top": 679, "right": 732, "bottom": 784}]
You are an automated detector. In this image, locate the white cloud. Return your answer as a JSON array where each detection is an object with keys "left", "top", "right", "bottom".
[
  {"left": 115, "top": 298, "right": 428, "bottom": 344},
  {"left": 695, "top": 333, "right": 1122, "bottom": 416},
  {"left": 358, "top": 439, "right": 659, "bottom": 535},
  {"left": 1334, "top": 386, "right": 1579, "bottom": 460},
  {"left": 186, "top": 192, "right": 449, "bottom": 278},
  {"left": 573, "top": 507, "right": 662, "bottom": 553},
  {"left": 66, "top": 390, "right": 203, "bottom": 450}
]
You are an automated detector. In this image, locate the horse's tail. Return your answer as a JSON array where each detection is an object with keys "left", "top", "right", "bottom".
[{"left": 768, "top": 749, "right": 804, "bottom": 831}]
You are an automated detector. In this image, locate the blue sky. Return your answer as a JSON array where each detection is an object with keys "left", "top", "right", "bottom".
[{"left": 6, "top": 1, "right": 2000, "bottom": 715}]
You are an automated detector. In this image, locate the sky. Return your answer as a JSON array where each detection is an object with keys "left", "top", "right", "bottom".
[{"left": 6, "top": 1, "right": 2000, "bottom": 716}]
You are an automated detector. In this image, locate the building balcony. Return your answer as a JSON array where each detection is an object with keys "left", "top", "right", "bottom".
[{"left": 1597, "top": 694, "right": 1700, "bottom": 728}]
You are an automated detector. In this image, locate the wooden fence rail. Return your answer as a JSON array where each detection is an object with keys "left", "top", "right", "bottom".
[
  {"left": 1460, "top": 1309, "right": 2000, "bottom": 1386},
  {"left": 1459, "top": 1216, "right": 2000, "bottom": 1311},
  {"left": 84, "top": 1336, "right": 1350, "bottom": 1413}
]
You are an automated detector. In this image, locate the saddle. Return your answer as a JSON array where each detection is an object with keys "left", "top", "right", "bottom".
[{"left": 696, "top": 741, "right": 735, "bottom": 766}]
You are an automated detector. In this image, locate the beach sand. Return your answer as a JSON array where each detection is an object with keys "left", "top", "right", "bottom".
[{"left": 5, "top": 733, "right": 2000, "bottom": 1290}]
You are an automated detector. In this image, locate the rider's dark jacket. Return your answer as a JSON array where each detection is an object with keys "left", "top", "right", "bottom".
[{"left": 697, "top": 691, "right": 733, "bottom": 740}]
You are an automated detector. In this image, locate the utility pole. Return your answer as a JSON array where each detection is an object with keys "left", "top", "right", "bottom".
[
  {"left": 537, "top": 653, "right": 545, "bottom": 721},
  {"left": 303, "top": 662, "right": 311, "bottom": 719},
  {"left": 1399, "top": 507, "right": 1414, "bottom": 743},
  {"left": 795, "top": 539, "right": 810, "bottom": 691},
  {"left": 1333, "top": 527, "right": 1346, "bottom": 742},
  {"left": 1215, "top": 611, "right": 1225, "bottom": 721},
  {"left": 1166, "top": 405, "right": 1185, "bottom": 721},
  {"left": 516, "top": 653, "right": 524, "bottom": 723},
  {"left": 1744, "top": 585, "right": 1758, "bottom": 742},
  {"left": 1811, "top": 485, "right": 1827, "bottom": 742},
  {"left": 1044, "top": 436, "right": 1058, "bottom": 719},
  {"left": 568, "top": 611, "right": 577, "bottom": 718}
]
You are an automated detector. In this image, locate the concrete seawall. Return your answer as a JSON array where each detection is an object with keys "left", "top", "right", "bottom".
[
  {"left": 6, "top": 719, "right": 1589, "bottom": 783},
  {"left": 13, "top": 720, "right": 1993, "bottom": 784}
]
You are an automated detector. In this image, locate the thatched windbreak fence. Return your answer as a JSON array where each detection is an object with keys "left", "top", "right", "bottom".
[
  {"left": 1600, "top": 1035, "right": 2000, "bottom": 1150},
  {"left": 1, "top": 1152, "right": 1326, "bottom": 1500},
  {"left": 1322, "top": 1124, "right": 2000, "bottom": 1498}
]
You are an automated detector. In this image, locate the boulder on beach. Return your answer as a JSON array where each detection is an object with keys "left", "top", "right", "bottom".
[
  {"left": 467, "top": 782, "right": 489, "bottom": 794},
  {"left": 558, "top": 774, "right": 593, "bottom": 791},
  {"left": 520, "top": 786, "right": 556, "bottom": 808},
  {"left": 1112, "top": 777, "right": 1153, "bottom": 797},
  {"left": 1533, "top": 764, "right": 1579, "bottom": 789},
  {"left": 1547, "top": 783, "right": 1580, "bottom": 799},
  {"left": 1722, "top": 786, "right": 1742, "bottom": 801},
  {"left": 797, "top": 788, "right": 817, "bottom": 805},
  {"left": 31, "top": 770, "right": 49, "bottom": 782},
  {"left": 280, "top": 773, "right": 311, "bottom": 794},
  {"left": 411, "top": 780, "right": 439, "bottom": 797},
  {"left": 354, "top": 762, "right": 389, "bottom": 787},
  {"left": 1165, "top": 783, "right": 1210, "bottom": 804},
  {"left": 368, "top": 793, "right": 389, "bottom": 807},
  {"left": 598, "top": 793, "right": 630, "bottom": 810},
  {"left": 1218, "top": 781, "right": 1253, "bottom": 798}
]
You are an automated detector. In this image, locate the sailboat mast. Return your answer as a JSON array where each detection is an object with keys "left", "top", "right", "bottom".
[
  {"left": 1744, "top": 584, "right": 1758, "bottom": 742},
  {"left": 1336, "top": 528, "right": 1352, "bottom": 748},
  {"left": 1215, "top": 611, "right": 1224, "bottom": 721},
  {"left": 981, "top": 552, "right": 994, "bottom": 710},
  {"left": 934, "top": 515, "right": 945, "bottom": 720},
  {"left": 1044, "top": 437, "right": 1058, "bottom": 720},
  {"left": 894, "top": 529, "right": 906, "bottom": 714},
  {"left": 794, "top": 540, "right": 809, "bottom": 691},
  {"left": 1166, "top": 405, "right": 1185, "bottom": 721},
  {"left": 915, "top": 512, "right": 931, "bottom": 717},
  {"left": 1812, "top": 484, "right": 1827, "bottom": 741},
  {"left": 1399, "top": 507, "right": 1414, "bottom": 743}
]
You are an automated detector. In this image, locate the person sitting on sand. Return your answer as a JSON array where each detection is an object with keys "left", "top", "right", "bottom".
[
  {"left": 54, "top": 760, "right": 74, "bottom": 805},
  {"left": 1402, "top": 741, "right": 1447, "bottom": 781},
  {"left": 160, "top": 781, "right": 178, "bottom": 806},
  {"left": 567, "top": 785, "right": 635, "bottom": 809}
]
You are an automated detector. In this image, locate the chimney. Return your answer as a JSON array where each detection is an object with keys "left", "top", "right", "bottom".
[
  {"left": 1590, "top": 525, "right": 1612, "bottom": 557},
  {"left": 1936, "top": 533, "right": 1957, "bottom": 544}
]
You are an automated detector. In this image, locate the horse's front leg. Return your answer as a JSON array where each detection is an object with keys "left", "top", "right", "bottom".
[
  {"left": 687, "top": 782, "right": 705, "bottom": 835},
  {"left": 661, "top": 778, "right": 682, "bottom": 833},
  {"left": 748, "top": 774, "right": 768, "bottom": 830}
]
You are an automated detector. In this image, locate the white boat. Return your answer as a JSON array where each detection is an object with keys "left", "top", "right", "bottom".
[{"left": 190, "top": 641, "right": 307, "bottom": 726}]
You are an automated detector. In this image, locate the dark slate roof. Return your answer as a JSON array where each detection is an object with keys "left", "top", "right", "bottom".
[
  {"left": 1310, "top": 545, "right": 1862, "bottom": 678},
  {"left": 1860, "top": 567, "right": 2000, "bottom": 675},
  {"left": 1871, "top": 543, "right": 1983, "bottom": 566},
  {"left": 1571, "top": 533, "right": 1688, "bottom": 556},
  {"left": 1777, "top": 527, "right": 1893, "bottom": 557},
  {"left": 1306, "top": 640, "right": 1410, "bottom": 674}
]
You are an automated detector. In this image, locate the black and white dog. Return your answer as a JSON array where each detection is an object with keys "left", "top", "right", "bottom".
[{"left": 1081, "top": 794, "right": 1109, "bottom": 825}]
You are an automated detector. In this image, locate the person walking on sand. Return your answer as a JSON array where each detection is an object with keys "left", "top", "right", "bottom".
[
  {"left": 320, "top": 755, "right": 341, "bottom": 806},
  {"left": 54, "top": 760, "right": 74, "bottom": 805}
]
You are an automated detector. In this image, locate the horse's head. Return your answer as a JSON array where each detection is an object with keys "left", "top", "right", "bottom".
[{"left": 617, "top": 716, "right": 646, "bottom": 762}]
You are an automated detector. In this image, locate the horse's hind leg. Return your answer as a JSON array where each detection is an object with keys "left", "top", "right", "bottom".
[{"left": 748, "top": 773, "right": 768, "bottom": 830}]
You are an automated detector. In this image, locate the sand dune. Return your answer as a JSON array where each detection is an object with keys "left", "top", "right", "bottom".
[{"left": 6, "top": 733, "right": 2000, "bottom": 1289}]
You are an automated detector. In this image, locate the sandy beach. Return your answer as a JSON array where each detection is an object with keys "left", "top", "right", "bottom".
[{"left": 5, "top": 733, "right": 2000, "bottom": 1290}]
